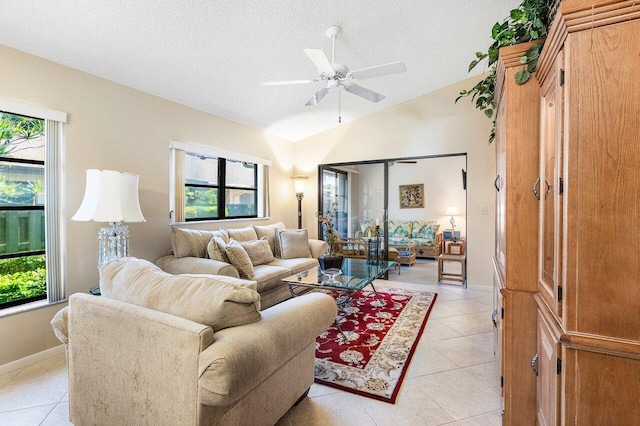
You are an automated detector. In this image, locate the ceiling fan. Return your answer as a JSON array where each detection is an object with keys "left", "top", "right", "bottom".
[{"left": 261, "top": 25, "right": 407, "bottom": 111}]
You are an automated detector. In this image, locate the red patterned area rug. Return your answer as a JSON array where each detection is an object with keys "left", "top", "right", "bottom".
[{"left": 314, "top": 286, "right": 437, "bottom": 404}]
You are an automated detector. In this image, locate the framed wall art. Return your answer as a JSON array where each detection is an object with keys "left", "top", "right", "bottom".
[{"left": 399, "top": 184, "right": 424, "bottom": 209}]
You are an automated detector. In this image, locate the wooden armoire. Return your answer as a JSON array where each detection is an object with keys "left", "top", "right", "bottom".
[
  {"left": 534, "top": 0, "right": 640, "bottom": 424},
  {"left": 493, "top": 40, "right": 543, "bottom": 424},
  {"left": 495, "top": 1, "right": 640, "bottom": 425}
]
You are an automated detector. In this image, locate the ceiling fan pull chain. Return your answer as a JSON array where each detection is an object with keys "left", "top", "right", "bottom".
[{"left": 338, "top": 90, "right": 342, "bottom": 123}]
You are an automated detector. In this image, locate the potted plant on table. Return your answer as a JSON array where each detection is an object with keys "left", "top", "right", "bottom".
[{"left": 316, "top": 203, "right": 345, "bottom": 270}]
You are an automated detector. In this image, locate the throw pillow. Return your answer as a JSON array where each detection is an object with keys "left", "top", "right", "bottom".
[
  {"left": 240, "top": 236, "right": 275, "bottom": 266},
  {"left": 223, "top": 226, "right": 258, "bottom": 242},
  {"left": 171, "top": 227, "right": 229, "bottom": 258},
  {"left": 252, "top": 222, "right": 286, "bottom": 255},
  {"left": 224, "top": 238, "right": 256, "bottom": 279},
  {"left": 207, "top": 236, "right": 229, "bottom": 263},
  {"left": 360, "top": 222, "right": 374, "bottom": 237},
  {"left": 99, "top": 257, "right": 261, "bottom": 332},
  {"left": 274, "top": 228, "right": 311, "bottom": 259}
]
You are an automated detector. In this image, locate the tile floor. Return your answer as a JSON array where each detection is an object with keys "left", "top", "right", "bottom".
[{"left": 0, "top": 259, "right": 501, "bottom": 425}]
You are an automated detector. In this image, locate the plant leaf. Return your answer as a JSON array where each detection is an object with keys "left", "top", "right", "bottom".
[
  {"left": 515, "top": 70, "right": 531, "bottom": 84},
  {"left": 519, "top": 55, "right": 528, "bottom": 64}
]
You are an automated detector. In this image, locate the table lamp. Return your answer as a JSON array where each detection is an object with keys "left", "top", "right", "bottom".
[
  {"left": 445, "top": 205, "right": 459, "bottom": 241},
  {"left": 72, "top": 169, "right": 146, "bottom": 267}
]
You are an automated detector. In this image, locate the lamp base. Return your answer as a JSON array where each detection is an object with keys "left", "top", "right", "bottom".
[{"left": 98, "top": 222, "right": 130, "bottom": 267}]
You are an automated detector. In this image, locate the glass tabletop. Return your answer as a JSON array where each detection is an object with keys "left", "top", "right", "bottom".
[{"left": 281, "top": 258, "right": 396, "bottom": 291}]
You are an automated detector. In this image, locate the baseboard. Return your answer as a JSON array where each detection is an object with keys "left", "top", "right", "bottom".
[
  {"left": 467, "top": 284, "right": 492, "bottom": 292},
  {"left": 0, "top": 344, "right": 65, "bottom": 376}
]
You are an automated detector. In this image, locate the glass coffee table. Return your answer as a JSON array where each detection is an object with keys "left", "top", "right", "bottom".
[{"left": 281, "top": 258, "right": 397, "bottom": 307}]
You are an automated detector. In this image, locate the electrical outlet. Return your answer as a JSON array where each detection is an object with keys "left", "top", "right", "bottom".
[{"left": 480, "top": 205, "right": 492, "bottom": 215}]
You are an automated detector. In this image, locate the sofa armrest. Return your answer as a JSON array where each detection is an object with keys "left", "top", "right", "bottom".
[
  {"left": 155, "top": 255, "right": 240, "bottom": 278},
  {"left": 67, "top": 293, "right": 215, "bottom": 425},
  {"left": 308, "top": 239, "right": 329, "bottom": 258},
  {"left": 197, "top": 292, "right": 337, "bottom": 406}
]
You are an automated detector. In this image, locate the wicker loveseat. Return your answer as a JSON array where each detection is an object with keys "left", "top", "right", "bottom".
[{"left": 358, "top": 220, "right": 442, "bottom": 259}]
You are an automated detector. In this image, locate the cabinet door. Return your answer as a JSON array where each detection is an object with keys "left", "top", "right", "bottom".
[
  {"left": 495, "top": 91, "right": 507, "bottom": 274},
  {"left": 538, "top": 49, "right": 564, "bottom": 318},
  {"left": 536, "top": 307, "right": 561, "bottom": 426}
]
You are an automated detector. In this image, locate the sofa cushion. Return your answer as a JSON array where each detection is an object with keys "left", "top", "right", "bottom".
[
  {"left": 171, "top": 227, "right": 228, "bottom": 258},
  {"left": 252, "top": 222, "right": 286, "bottom": 255},
  {"left": 224, "top": 239, "right": 256, "bottom": 279},
  {"left": 223, "top": 226, "right": 258, "bottom": 242},
  {"left": 388, "top": 221, "right": 412, "bottom": 238},
  {"left": 207, "top": 237, "right": 229, "bottom": 263},
  {"left": 274, "top": 229, "right": 311, "bottom": 259},
  {"left": 388, "top": 237, "right": 412, "bottom": 245},
  {"left": 99, "top": 257, "right": 261, "bottom": 331},
  {"left": 268, "top": 258, "right": 318, "bottom": 275},
  {"left": 239, "top": 237, "right": 274, "bottom": 266},
  {"left": 410, "top": 238, "right": 437, "bottom": 246},
  {"left": 412, "top": 221, "right": 440, "bottom": 239},
  {"left": 251, "top": 264, "right": 291, "bottom": 293}
]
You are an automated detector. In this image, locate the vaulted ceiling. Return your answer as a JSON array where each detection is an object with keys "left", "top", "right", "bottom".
[{"left": 0, "top": 0, "right": 519, "bottom": 141}]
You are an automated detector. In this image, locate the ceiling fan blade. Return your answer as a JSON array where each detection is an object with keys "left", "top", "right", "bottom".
[
  {"left": 344, "top": 84, "right": 385, "bottom": 103},
  {"left": 261, "top": 80, "right": 317, "bottom": 86},
  {"left": 305, "top": 87, "right": 329, "bottom": 106},
  {"left": 303, "top": 49, "right": 335, "bottom": 76},
  {"left": 349, "top": 62, "right": 407, "bottom": 80}
]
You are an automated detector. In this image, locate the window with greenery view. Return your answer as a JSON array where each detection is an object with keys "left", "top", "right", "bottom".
[
  {"left": 0, "top": 111, "right": 47, "bottom": 309},
  {"left": 184, "top": 153, "right": 257, "bottom": 221}
]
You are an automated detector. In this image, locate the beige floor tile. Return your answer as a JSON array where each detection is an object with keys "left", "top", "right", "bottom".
[
  {"left": 417, "top": 369, "right": 500, "bottom": 420},
  {"left": 0, "top": 404, "right": 55, "bottom": 426},
  {"left": 442, "top": 298, "right": 494, "bottom": 315},
  {"left": 0, "top": 355, "right": 68, "bottom": 412},
  {"left": 361, "top": 377, "right": 455, "bottom": 425},
  {"left": 436, "top": 312, "right": 493, "bottom": 336},
  {"left": 431, "top": 336, "right": 495, "bottom": 368},
  {"left": 406, "top": 344, "right": 459, "bottom": 378},
  {"left": 450, "top": 410, "right": 502, "bottom": 425},
  {"left": 421, "top": 319, "right": 464, "bottom": 341},
  {"left": 308, "top": 383, "right": 340, "bottom": 398},
  {"left": 428, "top": 302, "right": 465, "bottom": 319},
  {"left": 40, "top": 402, "right": 72, "bottom": 426},
  {"left": 288, "top": 392, "right": 376, "bottom": 426},
  {"left": 463, "top": 362, "right": 500, "bottom": 393},
  {"left": 0, "top": 369, "right": 22, "bottom": 391},
  {"left": 60, "top": 391, "right": 69, "bottom": 402}
]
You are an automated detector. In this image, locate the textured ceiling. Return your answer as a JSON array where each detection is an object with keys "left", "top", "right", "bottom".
[{"left": 0, "top": 0, "right": 519, "bottom": 142}]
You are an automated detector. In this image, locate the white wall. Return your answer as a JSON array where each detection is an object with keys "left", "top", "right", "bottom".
[
  {"left": 294, "top": 75, "right": 496, "bottom": 288},
  {"left": 0, "top": 44, "right": 297, "bottom": 366},
  {"left": 388, "top": 156, "right": 466, "bottom": 238}
]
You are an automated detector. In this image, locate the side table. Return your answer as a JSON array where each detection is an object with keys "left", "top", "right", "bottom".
[{"left": 438, "top": 253, "right": 466, "bottom": 287}]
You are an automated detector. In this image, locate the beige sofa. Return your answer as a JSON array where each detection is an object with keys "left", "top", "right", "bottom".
[
  {"left": 51, "top": 258, "right": 337, "bottom": 426},
  {"left": 155, "top": 223, "right": 329, "bottom": 309}
]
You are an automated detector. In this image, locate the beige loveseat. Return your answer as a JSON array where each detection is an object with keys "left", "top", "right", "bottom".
[
  {"left": 155, "top": 223, "right": 329, "bottom": 309},
  {"left": 51, "top": 258, "right": 337, "bottom": 426}
]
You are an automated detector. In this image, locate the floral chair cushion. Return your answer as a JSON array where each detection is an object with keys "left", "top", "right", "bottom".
[
  {"left": 359, "top": 222, "right": 375, "bottom": 238},
  {"left": 388, "top": 221, "right": 412, "bottom": 238},
  {"left": 412, "top": 221, "right": 440, "bottom": 240}
]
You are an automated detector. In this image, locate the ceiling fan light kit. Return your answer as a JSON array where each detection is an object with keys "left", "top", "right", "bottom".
[{"left": 262, "top": 25, "right": 407, "bottom": 120}]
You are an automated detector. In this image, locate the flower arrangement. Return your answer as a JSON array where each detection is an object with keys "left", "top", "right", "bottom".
[{"left": 316, "top": 203, "right": 338, "bottom": 254}]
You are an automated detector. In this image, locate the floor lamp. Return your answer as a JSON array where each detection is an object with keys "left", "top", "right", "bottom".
[
  {"left": 291, "top": 176, "right": 308, "bottom": 229},
  {"left": 72, "top": 169, "right": 146, "bottom": 268}
]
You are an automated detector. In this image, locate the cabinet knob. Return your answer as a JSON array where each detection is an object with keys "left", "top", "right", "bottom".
[
  {"left": 544, "top": 179, "right": 552, "bottom": 199},
  {"left": 531, "top": 353, "right": 539, "bottom": 376},
  {"left": 532, "top": 177, "right": 541, "bottom": 200}
]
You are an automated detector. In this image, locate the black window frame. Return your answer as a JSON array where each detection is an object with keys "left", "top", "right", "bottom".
[{"left": 184, "top": 157, "right": 258, "bottom": 222}]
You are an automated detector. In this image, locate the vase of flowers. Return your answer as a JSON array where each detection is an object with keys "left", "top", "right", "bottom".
[{"left": 316, "top": 203, "right": 344, "bottom": 270}]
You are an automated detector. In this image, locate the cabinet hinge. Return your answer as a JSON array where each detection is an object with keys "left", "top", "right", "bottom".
[
  {"left": 557, "top": 358, "right": 562, "bottom": 375},
  {"left": 559, "top": 177, "right": 564, "bottom": 195},
  {"left": 501, "top": 307, "right": 504, "bottom": 319},
  {"left": 558, "top": 286, "right": 563, "bottom": 302},
  {"left": 501, "top": 376, "right": 504, "bottom": 388},
  {"left": 559, "top": 69, "right": 565, "bottom": 86}
]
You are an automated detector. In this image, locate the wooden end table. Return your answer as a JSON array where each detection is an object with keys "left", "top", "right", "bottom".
[{"left": 438, "top": 253, "right": 467, "bottom": 287}]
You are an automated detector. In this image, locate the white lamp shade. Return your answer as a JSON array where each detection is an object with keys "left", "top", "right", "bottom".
[
  {"left": 445, "top": 205, "right": 459, "bottom": 216},
  {"left": 72, "top": 169, "right": 146, "bottom": 223},
  {"left": 291, "top": 176, "right": 308, "bottom": 194}
]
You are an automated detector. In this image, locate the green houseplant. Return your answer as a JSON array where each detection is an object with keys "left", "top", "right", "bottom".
[{"left": 456, "top": 0, "right": 554, "bottom": 142}]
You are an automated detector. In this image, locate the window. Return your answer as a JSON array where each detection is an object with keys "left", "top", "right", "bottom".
[
  {"left": 0, "top": 101, "right": 66, "bottom": 313},
  {"left": 170, "top": 141, "right": 270, "bottom": 223}
]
